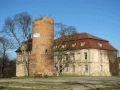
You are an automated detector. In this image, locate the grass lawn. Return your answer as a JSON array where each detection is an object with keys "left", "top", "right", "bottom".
[{"left": 0, "top": 76, "right": 120, "bottom": 90}]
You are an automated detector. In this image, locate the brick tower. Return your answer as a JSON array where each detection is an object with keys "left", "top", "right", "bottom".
[{"left": 29, "top": 17, "right": 54, "bottom": 76}]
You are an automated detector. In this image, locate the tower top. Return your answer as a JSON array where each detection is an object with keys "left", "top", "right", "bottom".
[{"left": 33, "top": 16, "right": 54, "bottom": 24}]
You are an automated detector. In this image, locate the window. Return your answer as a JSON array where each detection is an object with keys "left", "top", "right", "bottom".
[
  {"left": 72, "top": 43, "right": 76, "bottom": 47},
  {"left": 100, "top": 65, "right": 103, "bottom": 71},
  {"left": 98, "top": 42, "right": 102, "bottom": 47},
  {"left": 84, "top": 52, "right": 87, "bottom": 59},
  {"left": 54, "top": 56, "right": 58, "bottom": 64},
  {"left": 54, "top": 45, "right": 58, "bottom": 49},
  {"left": 66, "top": 64, "right": 69, "bottom": 72},
  {"left": 66, "top": 54, "right": 68, "bottom": 61},
  {"left": 54, "top": 56, "right": 57, "bottom": 60},
  {"left": 79, "top": 65, "right": 81, "bottom": 72},
  {"left": 78, "top": 53, "right": 81, "bottom": 58},
  {"left": 81, "top": 42, "right": 85, "bottom": 46},
  {"left": 77, "top": 53, "right": 81, "bottom": 61},
  {"left": 61, "top": 45, "right": 66, "bottom": 48},
  {"left": 85, "top": 65, "right": 88, "bottom": 72},
  {"left": 70, "top": 54, "right": 75, "bottom": 61},
  {"left": 72, "top": 65, "right": 75, "bottom": 72},
  {"left": 18, "top": 54, "right": 22, "bottom": 61},
  {"left": 45, "top": 49, "right": 48, "bottom": 53}
]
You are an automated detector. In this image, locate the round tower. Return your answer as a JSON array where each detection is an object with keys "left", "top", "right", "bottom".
[{"left": 30, "top": 17, "right": 54, "bottom": 76}]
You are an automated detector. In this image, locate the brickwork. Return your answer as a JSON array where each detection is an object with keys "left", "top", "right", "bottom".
[{"left": 29, "top": 17, "right": 54, "bottom": 76}]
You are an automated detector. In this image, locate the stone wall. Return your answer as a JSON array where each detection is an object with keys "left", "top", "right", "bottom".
[{"left": 16, "top": 51, "right": 29, "bottom": 76}]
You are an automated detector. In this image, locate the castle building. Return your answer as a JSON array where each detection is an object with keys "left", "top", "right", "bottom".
[
  {"left": 16, "top": 18, "right": 119, "bottom": 76},
  {"left": 54, "top": 33, "right": 119, "bottom": 76}
]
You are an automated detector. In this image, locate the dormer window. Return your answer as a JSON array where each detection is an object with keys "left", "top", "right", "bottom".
[
  {"left": 72, "top": 43, "right": 76, "bottom": 47},
  {"left": 61, "top": 44, "right": 66, "bottom": 48},
  {"left": 54, "top": 45, "right": 58, "bottom": 49},
  {"left": 98, "top": 42, "right": 102, "bottom": 47},
  {"left": 81, "top": 42, "right": 85, "bottom": 46}
]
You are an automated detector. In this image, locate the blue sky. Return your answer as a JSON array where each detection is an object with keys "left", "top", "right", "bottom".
[{"left": 0, "top": 0, "right": 120, "bottom": 57}]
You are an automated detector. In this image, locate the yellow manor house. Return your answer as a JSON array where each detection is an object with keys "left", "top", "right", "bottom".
[{"left": 16, "top": 17, "right": 119, "bottom": 77}]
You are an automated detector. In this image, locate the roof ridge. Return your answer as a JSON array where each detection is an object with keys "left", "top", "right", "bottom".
[{"left": 78, "top": 32, "right": 108, "bottom": 41}]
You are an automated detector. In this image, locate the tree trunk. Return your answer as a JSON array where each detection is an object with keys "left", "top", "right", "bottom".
[{"left": 1, "top": 50, "right": 6, "bottom": 77}]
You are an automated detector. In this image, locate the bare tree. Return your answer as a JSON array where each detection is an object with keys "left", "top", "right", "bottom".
[
  {"left": 54, "top": 23, "right": 77, "bottom": 76},
  {"left": 0, "top": 37, "right": 12, "bottom": 77},
  {"left": 2, "top": 12, "right": 32, "bottom": 76}
]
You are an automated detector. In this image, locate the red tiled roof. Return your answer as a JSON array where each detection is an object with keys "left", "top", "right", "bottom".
[
  {"left": 16, "top": 33, "right": 117, "bottom": 52},
  {"left": 56, "top": 33, "right": 107, "bottom": 41},
  {"left": 55, "top": 33, "right": 117, "bottom": 51}
]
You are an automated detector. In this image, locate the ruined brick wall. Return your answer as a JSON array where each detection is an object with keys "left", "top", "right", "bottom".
[
  {"left": 29, "top": 17, "right": 54, "bottom": 76},
  {"left": 108, "top": 51, "right": 119, "bottom": 75}
]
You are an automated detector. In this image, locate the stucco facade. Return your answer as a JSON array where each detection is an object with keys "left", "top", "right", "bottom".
[{"left": 54, "top": 49, "right": 117, "bottom": 76}]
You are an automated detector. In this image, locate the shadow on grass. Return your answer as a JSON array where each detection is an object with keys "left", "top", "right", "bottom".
[{"left": 0, "top": 86, "right": 5, "bottom": 90}]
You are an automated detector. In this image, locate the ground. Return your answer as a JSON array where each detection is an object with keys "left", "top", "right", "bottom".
[{"left": 0, "top": 76, "right": 120, "bottom": 90}]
